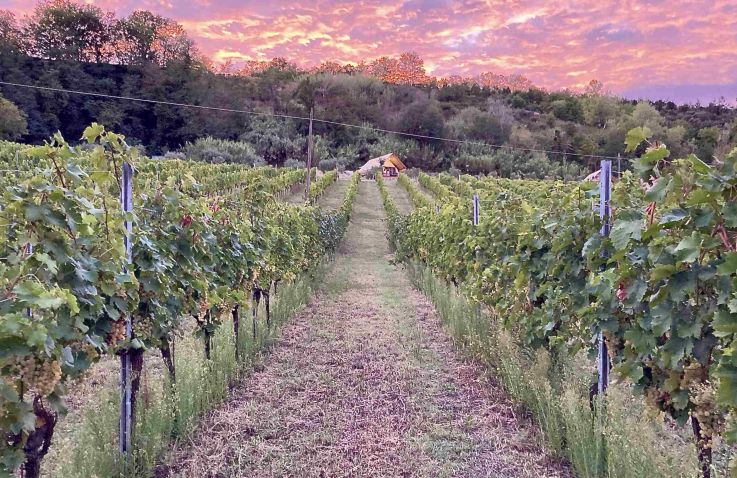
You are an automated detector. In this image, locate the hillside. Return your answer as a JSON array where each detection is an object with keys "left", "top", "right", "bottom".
[{"left": 1, "top": 4, "right": 736, "bottom": 179}]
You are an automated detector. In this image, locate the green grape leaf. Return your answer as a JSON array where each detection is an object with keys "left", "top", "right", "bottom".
[
  {"left": 685, "top": 154, "right": 711, "bottom": 174},
  {"left": 723, "top": 202, "right": 737, "bottom": 228},
  {"left": 33, "top": 252, "right": 58, "bottom": 274},
  {"left": 81, "top": 123, "right": 104, "bottom": 143},
  {"left": 659, "top": 208, "right": 688, "bottom": 226},
  {"left": 13, "top": 282, "right": 64, "bottom": 309},
  {"left": 717, "top": 252, "right": 737, "bottom": 276},
  {"left": 610, "top": 218, "right": 643, "bottom": 250},
  {"left": 625, "top": 126, "right": 652, "bottom": 153},
  {"left": 650, "top": 264, "right": 677, "bottom": 281},
  {"left": 645, "top": 177, "right": 671, "bottom": 202},
  {"left": 714, "top": 310, "right": 737, "bottom": 336},
  {"left": 674, "top": 232, "right": 702, "bottom": 263}
]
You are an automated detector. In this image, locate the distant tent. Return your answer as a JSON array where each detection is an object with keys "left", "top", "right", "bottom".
[
  {"left": 358, "top": 156, "right": 384, "bottom": 176},
  {"left": 381, "top": 153, "right": 406, "bottom": 177},
  {"left": 584, "top": 170, "right": 600, "bottom": 182},
  {"left": 358, "top": 153, "right": 406, "bottom": 177}
]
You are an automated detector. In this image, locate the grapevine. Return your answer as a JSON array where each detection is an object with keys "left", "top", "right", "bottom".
[
  {"left": 382, "top": 131, "right": 737, "bottom": 476},
  {"left": 0, "top": 126, "right": 358, "bottom": 477}
]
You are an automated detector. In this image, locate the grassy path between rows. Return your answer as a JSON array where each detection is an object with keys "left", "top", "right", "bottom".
[
  {"left": 414, "top": 177, "right": 436, "bottom": 202},
  {"left": 285, "top": 176, "right": 347, "bottom": 207},
  {"left": 163, "top": 180, "right": 570, "bottom": 477},
  {"left": 317, "top": 178, "right": 349, "bottom": 210},
  {"left": 381, "top": 177, "right": 415, "bottom": 212}
]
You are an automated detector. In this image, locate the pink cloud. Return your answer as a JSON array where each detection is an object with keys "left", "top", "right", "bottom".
[{"left": 3, "top": 0, "right": 737, "bottom": 102}]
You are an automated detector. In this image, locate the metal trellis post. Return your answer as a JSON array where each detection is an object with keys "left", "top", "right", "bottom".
[
  {"left": 598, "top": 160, "right": 612, "bottom": 395},
  {"left": 119, "top": 162, "right": 134, "bottom": 457},
  {"left": 26, "top": 244, "right": 32, "bottom": 319},
  {"left": 472, "top": 194, "right": 480, "bottom": 226}
]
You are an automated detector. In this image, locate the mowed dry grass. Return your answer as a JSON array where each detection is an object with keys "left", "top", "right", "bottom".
[
  {"left": 162, "top": 180, "right": 571, "bottom": 478},
  {"left": 317, "top": 178, "right": 350, "bottom": 210},
  {"left": 381, "top": 177, "right": 415, "bottom": 212}
]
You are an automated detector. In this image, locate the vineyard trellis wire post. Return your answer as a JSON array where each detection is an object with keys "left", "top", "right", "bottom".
[
  {"left": 119, "top": 162, "right": 134, "bottom": 460},
  {"left": 598, "top": 160, "right": 612, "bottom": 394},
  {"left": 252, "top": 288, "right": 260, "bottom": 339},
  {"left": 472, "top": 194, "right": 479, "bottom": 226},
  {"left": 617, "top": 153, "right": 621, "bottom": 179},
  {"left": 233, "top": 305, "right": 240, "bottom": 360},
  {"left": 304, "top": 107, "right": 314, "bottom": 201},
  {"left": 26, "top": 244, "right": 32, "bottom": 320}
]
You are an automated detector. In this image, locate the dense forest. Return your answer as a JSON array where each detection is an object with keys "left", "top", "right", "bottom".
[{"left": 1, "top": 1, "right": 737, "bottom": 178}]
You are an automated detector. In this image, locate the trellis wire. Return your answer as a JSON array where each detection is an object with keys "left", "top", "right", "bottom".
[{"left": 0, "top": 80, "right": 626, "bottom": 162}]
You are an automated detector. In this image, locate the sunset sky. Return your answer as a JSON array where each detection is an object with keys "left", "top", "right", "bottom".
[{"left": 3, "top": 0, "right": 737, "bottom": 103}]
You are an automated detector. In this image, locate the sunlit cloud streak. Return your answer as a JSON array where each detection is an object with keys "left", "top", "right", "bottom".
[{"left": 3, "top": 0, "right": 737, "bottom": 103}]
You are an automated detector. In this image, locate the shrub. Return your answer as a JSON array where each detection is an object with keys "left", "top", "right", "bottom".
[
  {"left": 284, "top": 158, "right": 305, "bottom": 169},
  {"left": 182, "top": 137, "right": 263, "bottom": 165},
  {"left": 317, "top": 158, "right": 338, "bottom": 171}
]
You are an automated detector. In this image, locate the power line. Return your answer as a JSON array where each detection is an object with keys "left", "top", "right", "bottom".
[{"left": 0, "top": 80, "right": 625, "bottom": 161}]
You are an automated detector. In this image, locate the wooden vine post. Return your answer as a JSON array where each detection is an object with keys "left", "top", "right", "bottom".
[
  {"left": 252, "top": 289, "right": 261, "bottom": 340},
  {"left": 304, "top": 108, "right": 314, "bottom": 201},
  {"left": 119, "top": 162, "right": 134, "bottom": 459},
  {"left": 233, "top": 305, "right": 240, "bottom": 360}
]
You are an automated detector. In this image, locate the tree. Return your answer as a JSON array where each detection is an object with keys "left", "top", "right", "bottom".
[
  {"left": 240, "top": 116, "right": 304, "bottom": 166},
  {"left": 551, "top": 98, "right": 584, "bottom": 122},
  {"left": 294, "top": 75, "right": 321, "bottom": 112},
  {"left": 696, "top": 127, "right": 719, "bottom": 161},
  {"left": 117, "top": 10, "right": 197, "bottom": 66},
  {"left": 383, "top": 52, "right": 430, "bottom": 85},
  {"left": 449, "top": 107, "right": 510, "bottom": 145},
  {"left": 631, "top": 101, "right": 666, "bottom": 138},
  {"left": 585, "top": 79, "right": 604, "bottom": 96},
  {"left": 475, "top": 72, "right": 534, "bottom": 91},
  {"left": 0, "top": 10, "right": 22, "bottom": 53},
  {"left": 398, "top": 99, "right": 445, "bottom": 145},
  {"left": 664, "top": 125, "right": 687, "bottom": 157},
  {"left": 0, "top": 95, "right": 28, "bottom": 140},
  {"left": 582, "top": 94, "right": 621, "bottom": 128},
  {"left": 24, "top": 1, "right": 116, "bottom": 63}
]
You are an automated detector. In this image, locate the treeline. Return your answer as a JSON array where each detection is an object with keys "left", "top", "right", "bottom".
[{"left": 1, "top": 1, "right": 736, "bottom": 178}]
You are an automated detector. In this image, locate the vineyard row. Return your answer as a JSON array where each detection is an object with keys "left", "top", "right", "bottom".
[
  {"left": 380, "top": 129, "right": 737, "bottom": 477},
  {"left": 0, "top": 125, "right": 359, "bottom": 477}
]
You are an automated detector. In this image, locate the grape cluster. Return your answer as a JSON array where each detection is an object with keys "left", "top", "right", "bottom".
[
  {"left": 107, "top": 319, "right": 126, "bottom": 346},
  {"left": 603, "top": 331, "right": 618, "bottom": 359},
  {"left": 133, "top": 316, "right": 153, "bottom": 340},
  {"left": 196, "top": 299, "right": 209, "bottom": 324},
  {"left": 680, "top": 362, "right": 707, "bottom": 390},
  {"left": 644, "top": 386, "right": 666, "bottom": 410},
  {"left": 4, "top": 356, "right": 61, "bottom": 397},
  {"left": 690, "top": 382, "right": 724, "bottom": 444},
  {"left": 81, "top": 342, "right": 99, "bottom": 361}
]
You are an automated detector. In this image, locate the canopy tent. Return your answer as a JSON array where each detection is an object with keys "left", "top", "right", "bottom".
[
  {"left": 358, "top": 153, "right": 406, "bottom": 177},
  {"left": 358, "top": 156, "right": 384, "bottom": 176}
]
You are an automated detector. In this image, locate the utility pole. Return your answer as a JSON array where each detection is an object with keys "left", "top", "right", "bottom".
[{"left": 304, "top": 107, "right": 314, "bottom": 201}]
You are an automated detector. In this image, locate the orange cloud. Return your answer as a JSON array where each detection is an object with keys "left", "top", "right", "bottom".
[{"left": 3, "top": 0, "right": 737, "bottom": 101}]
